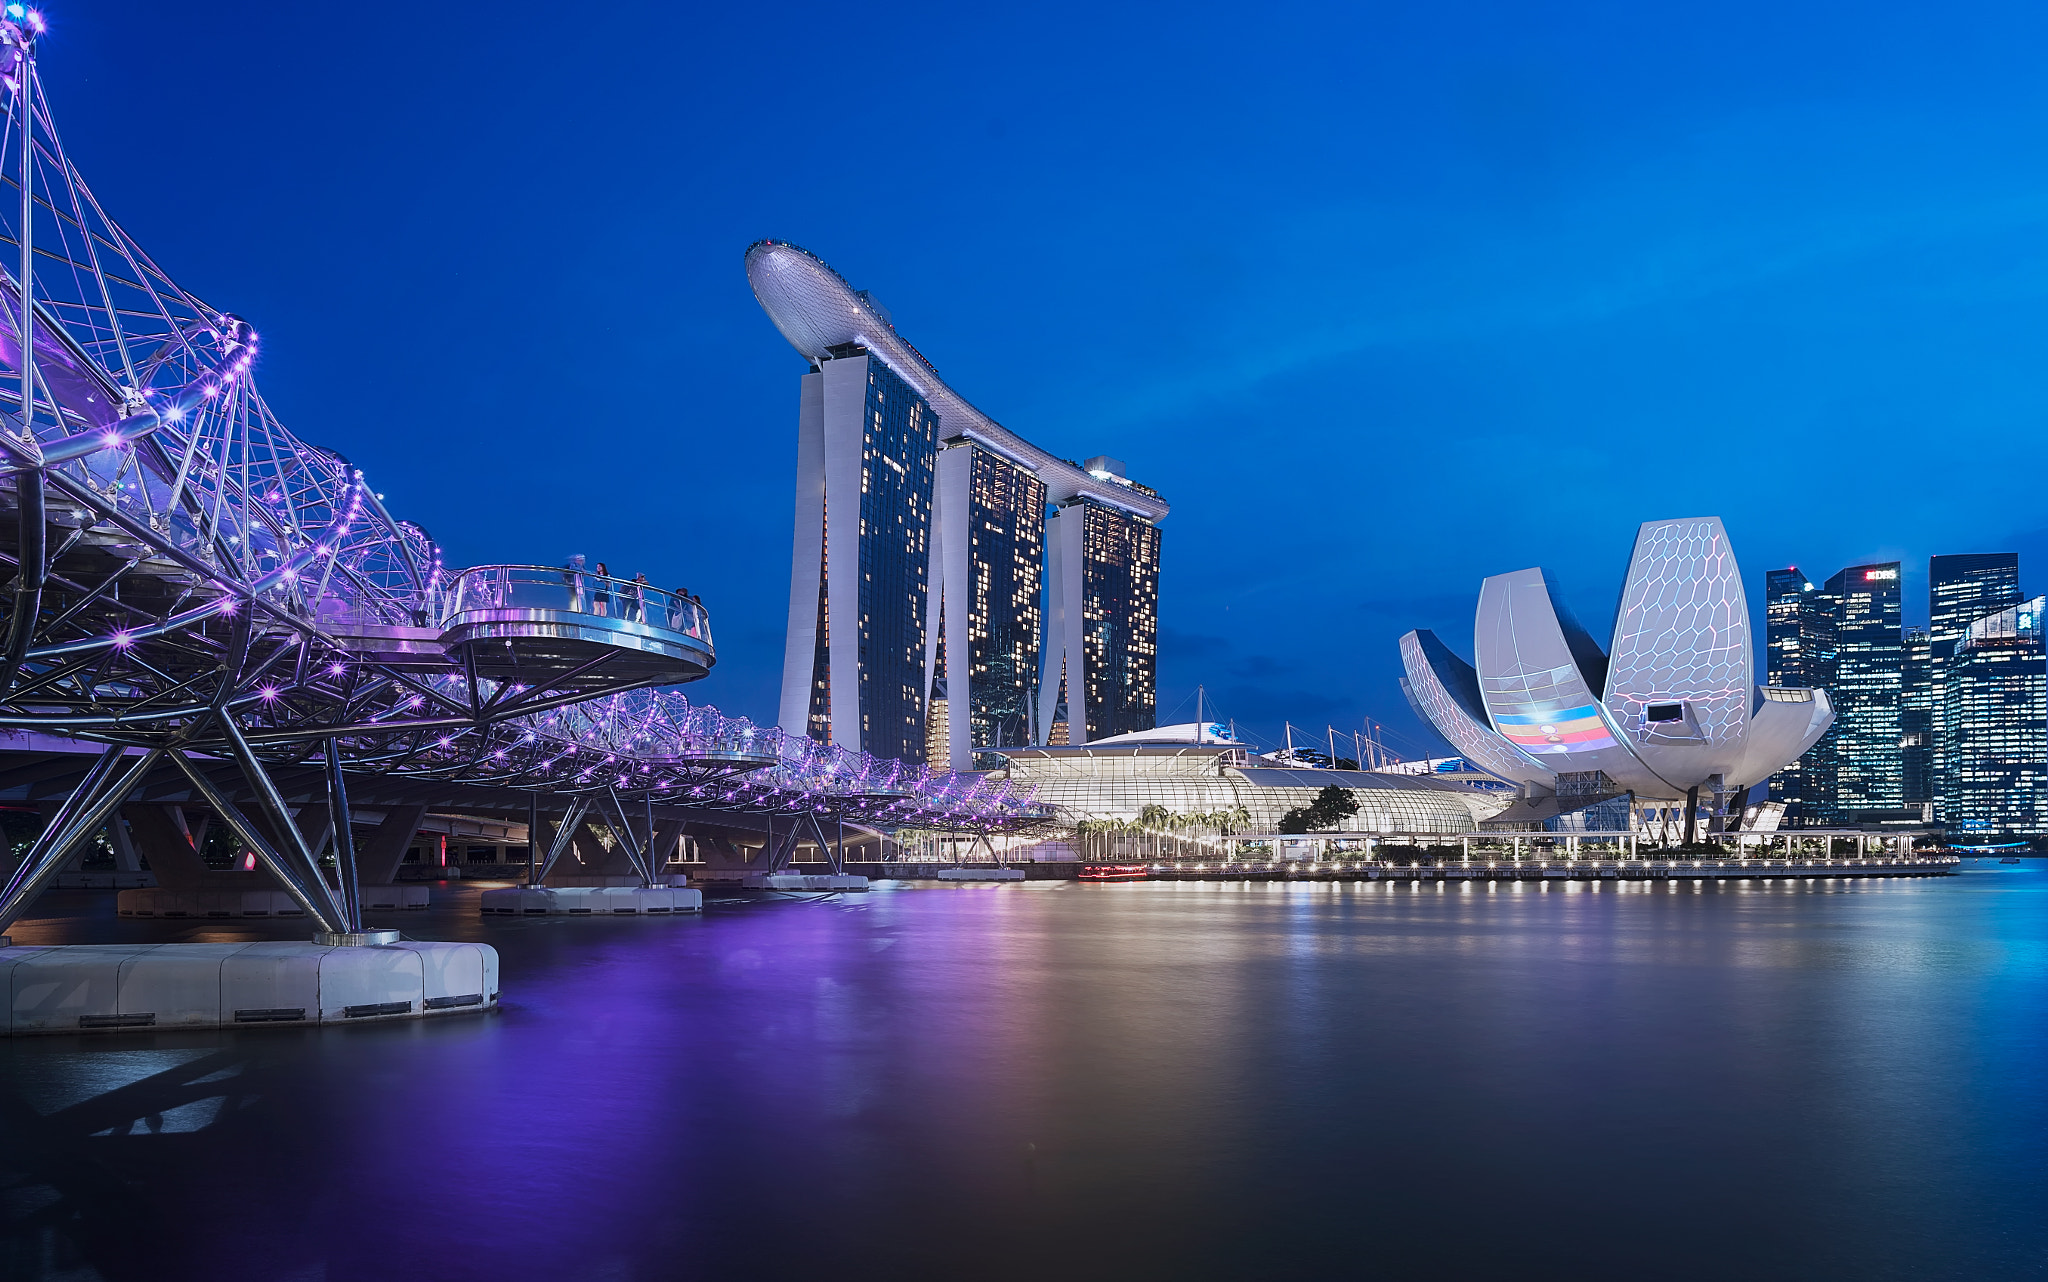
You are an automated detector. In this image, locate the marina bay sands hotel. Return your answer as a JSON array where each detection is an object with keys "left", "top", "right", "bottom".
[{"left": 747, "top": 241, "right": 1167, "bottom": 769}]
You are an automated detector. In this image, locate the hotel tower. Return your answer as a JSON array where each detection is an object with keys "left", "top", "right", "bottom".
[{"left": 746, "top": 241, "right": 1168, "bottom": 768}]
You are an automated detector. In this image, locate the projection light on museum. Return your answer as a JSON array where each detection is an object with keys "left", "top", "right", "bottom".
[{"left": 1398, "top": 516, "right": 1834, "bottom": 802}]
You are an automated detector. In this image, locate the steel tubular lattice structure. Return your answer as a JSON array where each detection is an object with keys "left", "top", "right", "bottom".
[{"left": 0, "top": 18, "right": 1042, "bottom": 934}]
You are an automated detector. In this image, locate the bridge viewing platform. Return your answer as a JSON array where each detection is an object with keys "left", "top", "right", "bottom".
[{"left": 319, "top": 564, "right": 715, "bottom": 691}]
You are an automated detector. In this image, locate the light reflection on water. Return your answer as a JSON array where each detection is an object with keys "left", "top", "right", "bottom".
[{"left": 0, "top": 866, "right": 2042, "bottom": 1281}]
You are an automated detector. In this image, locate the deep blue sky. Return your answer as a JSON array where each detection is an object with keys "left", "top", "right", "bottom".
[{"left": 48, "top": 1, "right": 2048, "bottom": 757}]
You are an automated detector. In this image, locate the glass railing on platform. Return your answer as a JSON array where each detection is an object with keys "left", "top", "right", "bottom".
[{"left": 442, "top": 565, "right": 712, "bottom": 647}]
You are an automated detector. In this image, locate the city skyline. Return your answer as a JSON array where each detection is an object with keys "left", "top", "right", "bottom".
[
  {"left": 50, "top": 0, "right": 2048, "bottom": 757},
  {"left": 1762, "top": 550, "right": 2043, "bottom": 838},
  {"left": 0, "top": 13, "right": 2037, "bottom": 1282}
]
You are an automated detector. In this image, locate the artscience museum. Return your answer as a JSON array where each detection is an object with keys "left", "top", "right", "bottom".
[{"left": 1400, "top": 517, "right": 1836, "bottom": 838}]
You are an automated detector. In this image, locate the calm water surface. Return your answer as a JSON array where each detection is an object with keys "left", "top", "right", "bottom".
[{"left": 1, "top": 865, "right": 2044, "bottom": 1281}]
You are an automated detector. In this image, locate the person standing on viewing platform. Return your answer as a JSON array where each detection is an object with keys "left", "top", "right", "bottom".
[
  {"left": 563, "top": 554, "right": 587, "bottom": 611},
  {"left": 593, "top": 562, "right": 614, "bottom": 617},
  {"left": 631, "top": 573, "right": 651, "bottom": 624}
]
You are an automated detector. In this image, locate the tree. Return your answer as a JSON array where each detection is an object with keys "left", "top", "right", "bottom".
[{"left": 1277, "top": 785, "right": 1361, "bottom": 835}]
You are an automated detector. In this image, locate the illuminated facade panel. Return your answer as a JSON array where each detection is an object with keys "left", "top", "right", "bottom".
[
  {"left": 1472, "top": 566, "right": 1654, "bottom": 794},
  {"left": 1398, "top": 630, "right": 1554, "bottom": 788},
  {"left": 1604, "top": 517, "right": 1752, "bottom": 785}
]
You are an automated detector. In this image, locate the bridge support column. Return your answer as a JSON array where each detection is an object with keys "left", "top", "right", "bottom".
[
  {"left": 649, "top": 822, "right": 684, "bottom": 878},
  {"left": 550, "top": 822, "right": 643, "bottom": 883},
  {"left": 532, "top": 798, "right": 593, "bottom": 886},
  {"left": 691, "top": 829, "right": 753, "bottom": 873},
  {"left": 106, "top": 814, "right": 141, "bottom": 872},
  {"left": 122, "top": 805, "right": 212, "bottom": 890},
  {"left": 0, "top": 746, "right": 163, "bottom": 935},
  {"left": 356, "top": 804, "right": 428, "bottom": 887},
  {"left": 170, "top": 746, "right": 344, "bottom": 933}
]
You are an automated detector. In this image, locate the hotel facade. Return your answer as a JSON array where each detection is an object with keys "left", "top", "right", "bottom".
[{"left": 746, "top": 241, "right": 1167, "bottom": 767}]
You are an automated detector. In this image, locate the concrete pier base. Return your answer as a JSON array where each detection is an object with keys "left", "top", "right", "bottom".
[
  {"left": 479, "top": 886, "right": 703, "bottom": 916},
  {"left": 118, "top": 889, "right": 307, "bottom": 919},
  {"left": 118, "top": 886, "right": 428, "bottom": 917},
  {"left": 361, "top": 885, "right": 432, "bottom": 910},
  {"left": 739, "top": 873, "right": 870, "bottom": 891},
  {"left": 0, "top": 939, "right": 499, "bottom": 1035}
]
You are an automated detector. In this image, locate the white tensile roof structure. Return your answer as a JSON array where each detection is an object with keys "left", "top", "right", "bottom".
[{"left": 1399, "top": 516, "right": 1834, "bottom": 803}]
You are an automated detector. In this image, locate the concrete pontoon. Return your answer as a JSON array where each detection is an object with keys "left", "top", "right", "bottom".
[{"left": 0, "top": 938, "right": 498, "bottom": 1035}]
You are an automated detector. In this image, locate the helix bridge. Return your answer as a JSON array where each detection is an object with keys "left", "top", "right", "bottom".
[{"left": 0, "top": 13, "right": 1045, "bottom": 939}]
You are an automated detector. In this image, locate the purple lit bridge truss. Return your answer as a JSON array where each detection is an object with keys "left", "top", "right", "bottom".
[{"left": 0, "top": 17, "right": 1046, "bottom": 936}]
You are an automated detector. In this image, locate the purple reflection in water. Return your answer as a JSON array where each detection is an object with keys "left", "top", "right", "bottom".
[{"left": 0, "top": 868, "right": 2044, "bottom": 1281}]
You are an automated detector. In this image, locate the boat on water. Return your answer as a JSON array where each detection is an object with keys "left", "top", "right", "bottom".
[{"left": 2001, "top": 857, "right": 2023, "bottom": 864}]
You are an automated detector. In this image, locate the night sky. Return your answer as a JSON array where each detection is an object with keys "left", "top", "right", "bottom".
[{"left": 46, "top": 1, "right": 2048, "bottom": 757}]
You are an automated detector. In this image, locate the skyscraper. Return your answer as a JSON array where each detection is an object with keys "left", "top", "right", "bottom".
[
  {"left": 1764, "top": 567, "right": 1835, "bottom": 820},
  {"left": 781, "top": 349, "right": 939, "bottom": 764},
  {"left": 748, "top": 240, "right": 1169, "bottom": 767},
  {"left": 1928, "top": 553, "right": 2021, "bottom": 812},
  {"left": 935, "top": 440, "right": 1046, "bottom": 761},
  {"left": 1041, "top": 479, "right": 1162, "bottom": 743},
  {"left": 1901, "top": 626, "right": 1933, "bottom": 818},
  {"left": 1814, "top": 562, "right": 1903, "bottom": 821},
  {"left": 1942, "top": 596, "right": 2048, "bottom": 841}
]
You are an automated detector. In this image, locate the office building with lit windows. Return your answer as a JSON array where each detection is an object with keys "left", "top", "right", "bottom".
[
  {"left": 748, "top": 240, "right": 1168, "bottom": 767},
  {"left": 1942, "top": 596, "right": 2048, "bottom": 841},
  {"left": 1044, "top": 473, "right": 1161, "bottom": 744},
  {"left": 1764, "top": 567, "right": 1835, "bottom": 819},
  {"left": 1902, "top": 626, "right": 1933, "bottom": 816},
  {"left": 940, "top": 443, "right": 1045, "bottom": 756},
  {"left": 777, "top": 349, "right": 939, "bottom": 764},
  {"left": 1811, "top": 562, "right": 1904, "bottom": 823},
  {"left": 1762, "top": 550, "right": 2034, "bottom": 831},
  {"left": 1928, "top": 552, "right": 2021, "bottom": 812}
]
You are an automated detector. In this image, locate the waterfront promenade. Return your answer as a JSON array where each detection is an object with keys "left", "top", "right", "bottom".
[{"left": 1124, "top": 854, "right": 1959, "bottom": 881}]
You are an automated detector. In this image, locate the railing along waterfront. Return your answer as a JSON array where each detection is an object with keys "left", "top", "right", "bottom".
[{"left": 1118, "top": 855, "right": 1961, "bottom": 881}]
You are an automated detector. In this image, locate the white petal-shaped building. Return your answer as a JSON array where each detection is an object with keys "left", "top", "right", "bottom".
[{"left": 1400, "top": 517, "right": 1833, "bottom": 824}]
